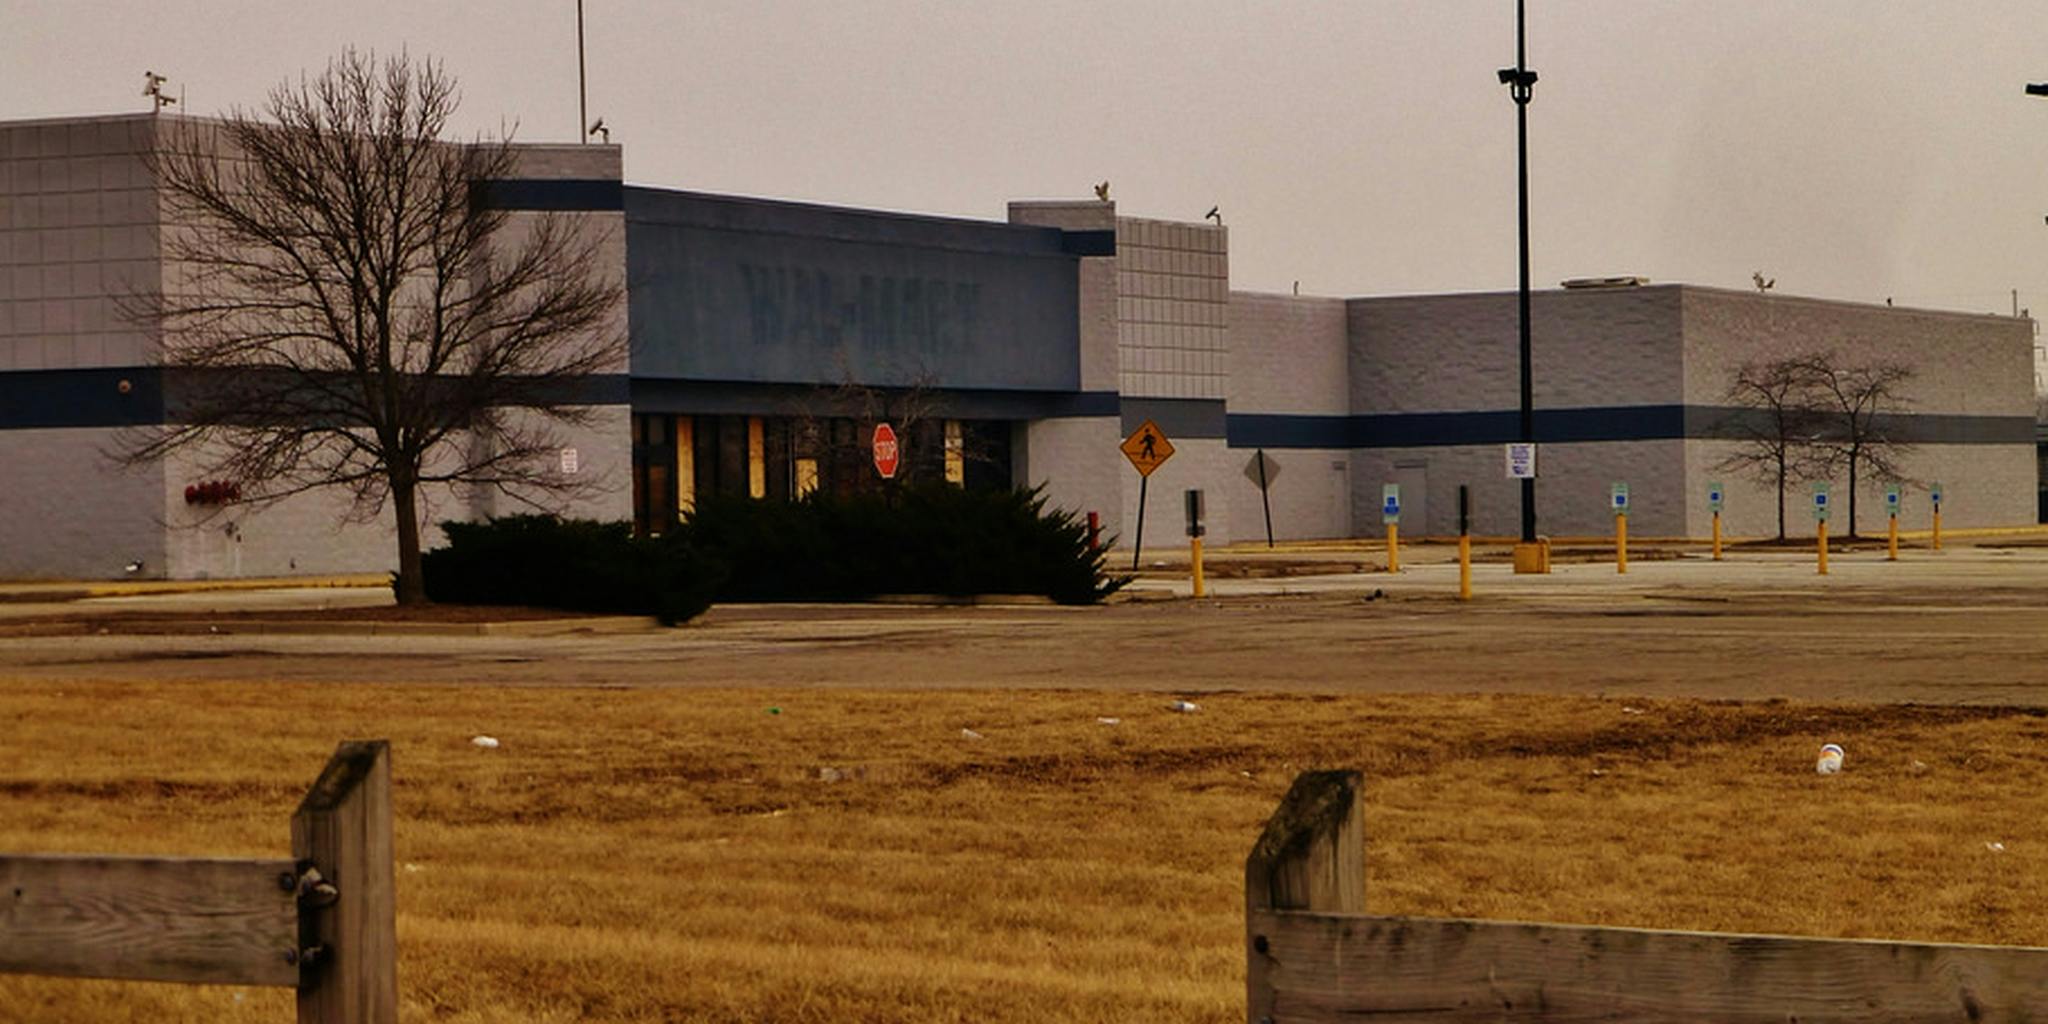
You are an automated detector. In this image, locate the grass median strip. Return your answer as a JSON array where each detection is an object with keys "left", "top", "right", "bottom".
[{"left": 1, "top": 683, "right": 2043, "bottom": 1022}]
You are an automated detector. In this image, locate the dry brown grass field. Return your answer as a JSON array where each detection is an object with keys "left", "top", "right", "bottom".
[{"left": 3, "top": 681, "right": 2046, "bottom": 1022}]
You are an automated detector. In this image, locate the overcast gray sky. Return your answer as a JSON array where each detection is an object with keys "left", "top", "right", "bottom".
[{"left": 8, "top": 1, "right": 2048, "bottom": 316}]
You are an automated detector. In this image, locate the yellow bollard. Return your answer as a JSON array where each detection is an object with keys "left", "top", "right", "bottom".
[
  {"left": 1386, "top": 522, "right": 1400, "bottom": 573},
  {"left": 1888, "top": 514, "right": 1898, "bottom": 561},
  {"left": 1817, "top": 520, "right": 1829, "bottom": 575},
  {"left": 1711, "top": 511, "right": 1722, "bottom": 561},
  {"left": 1458, "top": 533, "right": 1472, "bottom": 601},
  {"left": 1615, "top": 513, "right": 1628, "bottom": 574},
  {"left": 1190, "top": 536, "right": 1205, "bottom": 598},
  {"left": 1933, "top": 509, "right": 1942, "bottom": 551}
]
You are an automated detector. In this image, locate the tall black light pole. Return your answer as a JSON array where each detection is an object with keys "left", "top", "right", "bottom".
[
  {"left": 1499, "top": 1, "right": 1539, "bottom": 544},
  {"left": 577, "top": 0, "right": 589, "bottom": 143}
]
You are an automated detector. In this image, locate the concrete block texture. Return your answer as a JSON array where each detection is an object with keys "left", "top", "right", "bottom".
[
  {"left": 1005, "top": 200, "right": 1114, "bottom": 232},
  {"left": 1352, "top": 440, "right": 1689, "bottom": 539},
  {"left": 1008, "top": 202, "right": 1118, "bottom": 394},
  {"left": 1350, "top": 286, "right": 1684, "bottom": 414},
  {"left": 158, "top": 405, "right": 633, "bottom": 579},
  {"left": 1679, "top": 287, "right": 2033, "bottom": 416},
  {"left": 1227, "top": 292, "right": 1348, "bottom": 414},
  {"left": 1118, "top": 436, "right": 1237, "bottom": 552},
  {"left": 0, "top": 116, "right": 159, "bottom": 370},
  {"left": 500, "top": 144, "right": 621, "bottom": 181},
  {"left": 1226, "top": 446, "right": 1352, "bottom": 542},
  {"left": 0, "top": 427, "right": 166, "bottom": 579},
  {"left": 1685, "top": 439, "right": 2033, "bottom": 539},
  {"left": 1017, "top": 416, "right": 1126, "bottom": 544},
  {"left": 1116, "top": 215, "right": 1228, "bottom": 401}
]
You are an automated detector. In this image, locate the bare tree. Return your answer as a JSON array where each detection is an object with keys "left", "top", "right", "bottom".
[
  {"left": 1798, "top": 352, "right": 1916, "bottom": 537},
  {"left": 784, "top": 366, "right": 1004, "bottom": 495},
  {"left": 119, "top": 50, "right": 624, "bottom": 603},
  {"left": 1715, "top": 357, "right": 1827, "bottom": 540}
]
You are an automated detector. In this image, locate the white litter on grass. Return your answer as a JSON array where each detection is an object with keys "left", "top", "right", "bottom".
[
  {"left": 817, "top": 766, "right": 846, "bottom": 783},
  {"left": 1621, "top": 706, "right": 1645, "bottom": 716},
  {"left": 1987, "top": 842, "right": 2007, "bottom": 853},
  {"left": 471, "top": 735, "right": 500, "bottom": 749},
  {"left": 1096, "top": 717, "right": 1121, "bottom": 725},
  {"left": 960, "top": 728, "right": 985, "bottom": 741},
  {"left": 1168, "top": 700, "right": 1200, "bottom": 713},
  {"left": 1816, "top": 743, "right": 1845, "bottom": 775},
  {"left": 403, "top": 863, "right": 423, "bottom": 873}
]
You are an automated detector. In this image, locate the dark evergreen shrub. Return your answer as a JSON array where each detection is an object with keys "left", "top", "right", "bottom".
[
  {"left": 679, "top": 484, "right": 1126, "bottom": 604},
  {"left": 420, "top": 515, "right": 721, "bottom": 625},
  {"left": 418, "top": 484, "right": 1121, "bottom": 617}
]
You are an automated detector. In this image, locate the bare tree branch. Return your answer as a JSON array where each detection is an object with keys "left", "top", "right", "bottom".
[
  {"left": 1714, "top": 356, "right": 1828, "bottom": 540},
  {"left": 1796, "top": 351, "right": 1917, "bottom": 537},
  {"left": 115, "top": 49, "right": 624, "bottom": 603}
]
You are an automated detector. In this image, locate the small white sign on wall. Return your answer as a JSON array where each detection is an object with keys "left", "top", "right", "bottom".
[
  {"left": 1505, "top": 442, "right": 1537, "bottom": 479},
  {"left": 560, "top": 447, "right": 580, "bottom": 475}
]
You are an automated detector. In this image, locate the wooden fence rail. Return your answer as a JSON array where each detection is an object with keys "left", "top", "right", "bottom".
[
  {"left": 1246, "top": 770, "right": 2048, "bottom": 1023},
  {"left": 0, "top": 739, "right": 395, "bottom": 1024}
]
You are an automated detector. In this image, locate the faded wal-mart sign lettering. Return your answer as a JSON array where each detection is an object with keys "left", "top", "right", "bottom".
[
  {"left": 737, "top": 265, "right": 984, "bottom": 363},
  {"left": 625, "top": 188, "right": 1083, "bottom": 392}
]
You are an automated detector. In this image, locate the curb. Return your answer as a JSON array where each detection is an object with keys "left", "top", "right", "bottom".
[{"left": 3, "top": 615, "right": 661, "bottom": 639}]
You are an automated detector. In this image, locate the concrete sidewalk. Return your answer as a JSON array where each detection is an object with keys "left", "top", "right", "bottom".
[{"left": 0, "top": 573, "right": 387, "bottom": 604}]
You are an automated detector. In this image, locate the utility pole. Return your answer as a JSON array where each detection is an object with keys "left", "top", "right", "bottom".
[
  {"left": 1499, "top": 0, "right": 1541, "bottom": 565},
  {"left": 577, "top": 0, "right": 588, "bottom": 143}
]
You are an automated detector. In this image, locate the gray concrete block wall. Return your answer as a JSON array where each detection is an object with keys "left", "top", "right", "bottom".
[
  {"left": 1225, "top": 447, "right": 1352, "bottom": 543},
  {"left": 1118, "top": 436, "right": 1238, "bottom": 550},
  {"left": 1007, "top": 201, "right": 1118, "bottom": 393},
  {"left": 1350, "top": 288, "right": 1685, "bottom": 414},
  {"left": 1224, "top": 292, "right": 1351, "bottom": 542},
  {"left": 158, "top": 405, "right": 631, "bottom": 579},
  {"left": 1116, "top": 216, "right": 1228, "bottom": 401},
  {"left": 0, "top": 115, "right": 160, "bottom": 371},
  {"left": 0, "top": 115, "right": 636, "bottom": 580},
  {"left": 0, "top": 427, "right": 166, "bottom": 579},
  {"left": 1679, "top": 288, "right": 2033, "bottom": 413},
  {"left": 1353, "top": 439, "right": 1689, "bottom": 539},
  {"left": 1680, "top": 288, "right": 2035, "bottom": 531},
  {"left": 1017, "top": 416, "right": 1126, "bottom": 544},
  {"left": 1227, "top": 292, "right": 1348, "bottom": 414},
  {"left": 501, "top": 144, "right": 621, "bottom": 181},
  {"left": 1685, "top": 439, "right": 2033, "bottom": 538}
]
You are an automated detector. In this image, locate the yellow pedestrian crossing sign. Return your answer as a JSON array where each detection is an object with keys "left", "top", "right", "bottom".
[{"left": 1120, "top": 420, "right": 1175, "bottom": 477}]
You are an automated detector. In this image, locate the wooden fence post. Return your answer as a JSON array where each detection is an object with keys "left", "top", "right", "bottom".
[
  {"left": 291, "top": 740, "right": 396, "bottom": 1024},
  {"left": 1245, "top": 770, "right": 1364, "bottom": 1024}
]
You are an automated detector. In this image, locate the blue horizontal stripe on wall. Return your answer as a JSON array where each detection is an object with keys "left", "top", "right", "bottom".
[
  {"left": 475, "top": 178, "right": 625, "bottom": 211},
  {"left": 1060, "top": 230, "right": 1117, "bottom": 257},
  {"left": 1224, "top": 413, "right": 1354, "bottom": 448},
  {"left": 1120, "top": 398, "right": 1227, "bottom": 439},
  {"left": 630, "top": 378, "right": 1119, "bottom": 421},
  {"left": 1228, "top": 405, "right": 2033, "bottom": 449},
  {"left": 0, "top": 369, "right": 627, "bottom": 430},
  {"left": 0, "top": 368, "right": 164, "bottom": 429},
  {"left": 1228, "top": 407, "right": 1683, "bottom": 448}
]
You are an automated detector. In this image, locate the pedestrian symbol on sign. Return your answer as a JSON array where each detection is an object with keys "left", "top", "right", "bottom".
[{"left": 1119, "top": 420, "right": 1175, "bottom": 477}]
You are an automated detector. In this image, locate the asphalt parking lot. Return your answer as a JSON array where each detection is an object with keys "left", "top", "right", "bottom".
[{"left": 5, "top": 540, "right": 2047, "bottom": 705}]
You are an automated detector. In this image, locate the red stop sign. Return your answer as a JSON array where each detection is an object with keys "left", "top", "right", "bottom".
[{"left": 872, "top": 422, "right": 900, "bottom": 479}]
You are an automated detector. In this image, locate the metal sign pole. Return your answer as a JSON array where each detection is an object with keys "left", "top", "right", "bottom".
[
  {"left": 1132, "top": 474, "right": 1148, "bottom": 571},
  {"left": 1257, "top": 449, "right": 1274, "bottom": 549}
]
